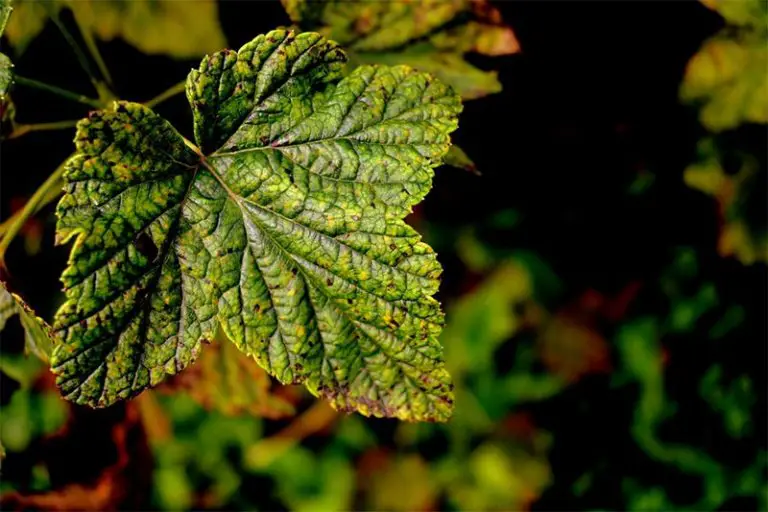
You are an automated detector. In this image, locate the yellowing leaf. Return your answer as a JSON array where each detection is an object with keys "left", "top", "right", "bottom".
[
  {"left": 684, "top": 139, "right": 767, "bottom": 264},
  {"left": 700, "top": 0, "right": 768, "bottom": 28},
  {"left": 52, "top": 30, "right": 460, "bottom": 422},
  {"left": 365, "top": 455, "right": 437, "bottom": 511},
  {"left": 4, "top": 0, "right": 225, "bottom": 58},
  {"left": 283, "top": 0, "right": 520, "bottom": 100},
  {"left": 681, "top": 0, "right": 768, "bottom": 130},
  {"left": 70, "top": 0, "right": 226, "bottom": 59}
]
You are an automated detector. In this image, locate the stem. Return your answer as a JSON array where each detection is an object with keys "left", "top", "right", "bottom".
[
  {"left": 73, "top": 12, "right": 114, "bottom": 89},
  {"left": 0, "top": 161, "right": 68, "bottom": 262},
  {"left": 144, "top": 81, "right": 186, "bottom": 109},
  {"left": 50, "top": 14, "right": 101, "bottom": 89},
  {"left": 14, "top": 75, "right": 102, "bottom": 108},
  {"left": 0, "top": 183, "right": 63, "bottom": 237},
  {"left": 7, "top": 120, "right": 78, "bottom": 139}
]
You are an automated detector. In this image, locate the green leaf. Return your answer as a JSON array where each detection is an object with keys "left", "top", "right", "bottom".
[
  {"left": 52, "top": 30, "right": 460, "bottom": 422},
  {"left": 0, "top": 0, "right": 14, "bottom": 107},
  {"left": 0, "top": 52, "right": 12, "bottom": 98},
  {"left": 0, "top": 282, "right": 54, "bottom": 362},
  {"left": 0, "top": 0, "right": 11, "bottom": 36},
  {"left": 443, "top": 144, "right": 479, "bottom": 175},
  {"left": 283, "top": 0, "right": 519, "bottom": 100}
]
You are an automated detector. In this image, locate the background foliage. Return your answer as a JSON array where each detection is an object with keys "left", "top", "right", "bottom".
[{"left": 0, "top": 0, "right": 766, "bottom": 510}]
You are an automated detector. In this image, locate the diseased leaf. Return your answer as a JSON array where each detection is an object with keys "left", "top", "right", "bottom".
[
  {"left": 0, "top": 283, "right": 15, "bottom": 331},
  {"left": 0, "top": 52, "right": 13, "bottom": 98},
  {"left": 283, "top": 0, "right": 519, "bottom": 100},
  {"left": 0, "top": 0, "right": 11, "bottom": 36},
  {"left": 0, "top": 0, "right": 14, "bottom": 119},
  {"left": 52, "top": 30, "right": 460, "bottom": 422},
  {"left": 4, "top": 0, "right": 225, "bottom": 58}
]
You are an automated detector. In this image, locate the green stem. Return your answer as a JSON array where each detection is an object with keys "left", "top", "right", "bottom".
[
  {"left": 144, "top": 81, "right": 186, "bottom": 109},
  {"left": 73, "top": 12, "right": 114, "bottom": 90},
  {"left": 0, "top": 161, "right": 68, "bottom": 262},
  {"left": 50, "top": 14, "right": 101, "bottom": 90},
  {"left": 0, "top": 182, "right": 64, "bottom": 237},
  {"left": 14, "top": 75, "right": 102, "bottom": 108},
  {"left": 7, "top": 120, "right": 78, "bottom": 139}
]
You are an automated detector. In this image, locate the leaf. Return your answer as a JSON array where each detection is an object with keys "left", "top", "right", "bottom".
[
  {"left": 4, "top": 0, "right": 226, "bottom": 58},
  {"left": 52, "top": 30, "right": 460, "bottom": 422},
  {"left": 0, "top": 0, "right": 48, "bottom": 53},
  {"left": 283, "top": 0, "right": 519, "bottom": 100},
  {"left": 160, "top": 333, "right": 295, "bottom": 419},
  {"left": 69, "top": 0, "right": 226, "bottom": 59},
  {"left": 0, "top": 282, "right": 54, "bottom": 362},
  {"left": 681, "top": 0, "right": 768, "bottom": 131},
  {"left": 0, "top": 0, "right": 10, "bottom": 36},
  {"left": 0, "top": 0, "right": 14, "bottom": 118},
  {"left": 684, "top": 138, "right": 767, "bottom": 264},
  {"left": 700, "top": 0, "right": 768, "bottom": 28},
  {"left": 443, "top": 144, "right": 480, "bottom": 175},
  {"left": 0, "top": 283, "right": 15, "bottom": 331}
]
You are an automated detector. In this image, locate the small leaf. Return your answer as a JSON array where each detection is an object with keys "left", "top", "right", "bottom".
[
  {"left": 443, "top": 144, "right": 480, "bottom": 175},
  {"left": 0, "top": 282, "right": 54, "bottom": 362},
  {"left": 53, "top": 30, "right": 460, "bottom": 422},
  {"left": 283, "top": 0, "right": 519, "bottom": 100}
]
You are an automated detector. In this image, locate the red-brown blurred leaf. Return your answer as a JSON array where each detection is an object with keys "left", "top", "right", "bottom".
[
  {"left": 0, "top": 402, "right": 151, "bottom": 511},
  {"left": 159, "top": 338, "right": 295, "bottom": 420}
]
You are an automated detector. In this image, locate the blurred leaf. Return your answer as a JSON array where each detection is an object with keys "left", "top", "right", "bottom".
[
  {"left": 684, "top": 139, "right": 767, "bottom": 263},
  {"left": 442, "top": 261, "right": 533, "bottom": 377},
  {"left": 0, "top": 386, "right": 67, "bottom": 453},
  {"left": 366, "top": 454, "right": 436, "bottom": 511},
  {"left": 446, "top": 441, "right": 551, "bottom": 510},
  {"left": 284, "top": 0, "right": 520, "bottom": 100},
  {"left": 0, "top": 403, "right": 149, "bottom": 511},
  {"left": 700, "top": 365, "right": 755, "bottom": 439},
  {"left": 5, "top": 0, "right": 226, "bottom": 58},
  {"left": 538, "top": 315, "right": 611, "bottom": 382},
  {"left": 681, "top": 0, "right": 768, "bottom": 130},
  {"left": 160, "top": 335, "right": 295, "bottom": 420},
  {"left": 700, "top": 0, "right": 768, "bottom": 28},
  {"left": 265, "top": 446, "right": 354, "bottom": 512},
  {"left": 1, "top": 0, "right": 47, "bottom": 53}
]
